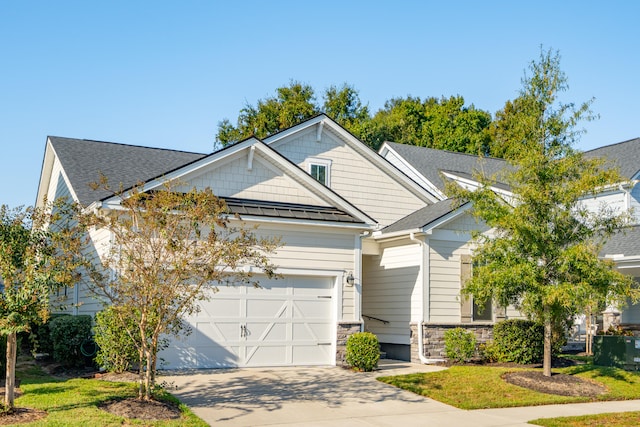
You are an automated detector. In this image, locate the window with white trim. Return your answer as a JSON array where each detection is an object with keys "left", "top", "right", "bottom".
[{"left": 308, "top": 158, "right": 332, "bottom": 186}]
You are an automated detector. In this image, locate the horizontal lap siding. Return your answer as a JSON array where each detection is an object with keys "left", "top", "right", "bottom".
[
  {"left": 273, "top": 128, "right": 426, "bottom": 227},
  {"left": 256, "top": 225, "right": 357, "bottom": 321},
  {"left": 363, "top": 241, "right": 421, "bottom": 344}
]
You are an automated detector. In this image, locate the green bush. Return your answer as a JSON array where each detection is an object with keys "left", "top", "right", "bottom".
[
  {"left": 346, "top": 332, "right": 380, "bottom": 372},
  {"left": 0, "top": 335, "right": 5, "bottom": 371},
  {"left": 49, "top": 315, "right": 93, "bottom": 367},
  {"left": 94, "top": 307, "right": 139, "bottom": 373},
  {"left": 492, "top": 319, "right": 544, "bottom": 364},
  {"left": 444, "top": 327, "right": 477, "bottom": 363}
]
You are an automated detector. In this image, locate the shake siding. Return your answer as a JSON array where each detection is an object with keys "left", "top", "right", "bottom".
[
  {"left": 183, "top": 154, "right": 328, "bottom": 206},
  {"left": 273, "top": 128, "right": 427, "bottom": 227},
  {"left": 255, "top": 224, "right": 358, "bottom": 320},
  {"left": 362, "top": 241, "right": 421, "bottom": 344},
  {"left": 47, "top": 159, "right": 72, "bottom": 202}
]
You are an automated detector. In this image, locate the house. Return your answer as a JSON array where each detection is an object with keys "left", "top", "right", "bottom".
[{"left": 35, "top": 114, "right": 640, "bottom": 368}]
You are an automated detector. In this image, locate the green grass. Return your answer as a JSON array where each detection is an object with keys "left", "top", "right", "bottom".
[
  {"left": 6, "top": 363, "right": 208, "bottom": 426},
  {"left": 378, "top": 365, "right": 640, "bottom": 410},
  {"left": 530, "top": 411, "right": 640, "bottom": 426}
]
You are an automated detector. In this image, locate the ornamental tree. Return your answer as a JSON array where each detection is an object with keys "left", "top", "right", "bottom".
[
  {"left": 450, "top": 48, "right": 639, "bottom": 376},
  {"left": 0, "top": 202, "right": 84, "bottom": 410},
  {"left": 82, "top": 178, "right": 280, "bottom": 400}
]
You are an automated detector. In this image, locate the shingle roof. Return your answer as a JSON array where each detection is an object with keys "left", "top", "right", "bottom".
[
  {"left": 49, "top": 137, "right": 206, "bottom": 206},
  {"left": 600, "top": 225, "right": 640, "bottom": 258},
  {"left": 224, "top": 198, "right": 363, "bottom": 224},
  {"left": 385, "top": 142, "right": 508, "bottom": 193},
  {"left": 585, "top": 137, "right": 640, "bottom": 180},
  {"left": 381, "top": 198, "right": 467, "bottom": 234}
]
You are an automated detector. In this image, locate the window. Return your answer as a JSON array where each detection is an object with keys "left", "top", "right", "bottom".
[
  {"left": 460, "top": 254, "right": 493, "bottom": 322},
  {"left": 473, "top": 298, "right": 493, "bottom": 321},
  {"left": 308, "top": 158, "right": 331, "bottom": 186}
]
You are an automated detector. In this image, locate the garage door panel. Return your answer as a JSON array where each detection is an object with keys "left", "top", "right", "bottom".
[
  {"left": 293, "top": 300, "right": 331, "bottom": 318},
  {"left": 292, "top": 345, "right": 332, "bottom": 365},
  {"left": 162, "top": 275, "right": 335, "bottom": 368}
]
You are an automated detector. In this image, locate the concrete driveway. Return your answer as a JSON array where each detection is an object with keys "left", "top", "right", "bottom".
[{"left": 160, "top": 360, "right": 640, "bottom": 427}]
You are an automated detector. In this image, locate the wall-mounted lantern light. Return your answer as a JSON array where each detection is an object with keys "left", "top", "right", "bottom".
[{"left": 346, "top": 272, "right": 355, "bottom": 286}]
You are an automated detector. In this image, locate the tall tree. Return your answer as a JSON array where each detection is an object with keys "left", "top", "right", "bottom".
[
  {"left": 0, "top": 202, "right": 83, "bottom": 410},
  {"left": 83, "top": 178, "right": 280, "bottom": 400},
  {"left": 450, "top": 49, "right": 638, "bottom": 377},
  {"left": 215, "top": 81, "right": 318, "bottom": 146},
  {"left": 360, "top": 95, "right": 492, "bottom": 152},
  {"left": 323, "top": 83, "right": 370, "bottom": 136}
]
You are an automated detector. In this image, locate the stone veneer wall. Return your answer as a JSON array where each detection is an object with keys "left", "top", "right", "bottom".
[
  {"left": 410, "top": 323, "right": 493, "bottom": 363},
  {"left": 336, "top": 322, "right": 362, "bottom": 365}
]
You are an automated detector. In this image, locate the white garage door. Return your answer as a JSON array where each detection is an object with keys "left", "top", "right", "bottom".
[{"left": 161, "top": 275, "right": 335, "bottom": 368}]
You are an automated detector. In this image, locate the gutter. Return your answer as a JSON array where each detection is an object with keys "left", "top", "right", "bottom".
[{"left": 410, "top": 232, "right": 445, "bottom": 364}]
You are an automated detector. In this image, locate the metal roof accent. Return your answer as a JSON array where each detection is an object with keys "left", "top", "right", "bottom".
[{"left": 223, "top": 197, "right": 364, "bottom": 224}]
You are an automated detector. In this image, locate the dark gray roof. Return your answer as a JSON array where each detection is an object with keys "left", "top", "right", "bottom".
[
  {"left": 601, "top": 225, "right": 640, "bottom": 258},
  {"left": 381, "top": 198, "right": 467, "bottom": 234},
  {"left": 385, "top": 142, "right": 508, "bottom": 193},
  {"left": 585, "top": 137, "right": 640, "bottom": 180},
  {"left": 224, "top": 198, "right": 363, "bottom": 224},
  {"left": 49, "top": 137, "right": 206, "bottom": 206}
]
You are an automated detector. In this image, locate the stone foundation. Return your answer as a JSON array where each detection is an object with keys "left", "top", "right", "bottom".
[
  {"left": 336, "top": 322, "right": 362, "bottom": 365},
  {"left": 410, "top": 323, "right": 494, "bottom": 362}
]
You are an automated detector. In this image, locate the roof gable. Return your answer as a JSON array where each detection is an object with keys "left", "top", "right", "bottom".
[
  {"left": 380, "top": 141, "right": 508, "bottom": 197},
  {"left": 98, "top": 138, "right": 377, "bottom": 227}
]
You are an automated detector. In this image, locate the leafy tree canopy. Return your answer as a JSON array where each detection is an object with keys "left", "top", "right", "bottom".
[
  {"left": 215, "top": 81, "right": 369, "bottom": 147},
  {"left": 449, "top": 48, "right": 639, "bottom": 377},
  {"left": 359, "top": 95, "right": 492, "bottom": 152}
]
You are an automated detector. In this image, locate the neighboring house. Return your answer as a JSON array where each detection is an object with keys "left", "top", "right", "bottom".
[{"left": 35, "top": 114, "right": 640, "bottom": 368}]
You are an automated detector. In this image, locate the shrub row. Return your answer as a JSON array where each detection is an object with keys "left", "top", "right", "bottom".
[
  {"left": 444, "top": 319, "right": 566, "bottom": 364},
  {"left": 30, "top": 315, "right": 93, "bottom": 367}
]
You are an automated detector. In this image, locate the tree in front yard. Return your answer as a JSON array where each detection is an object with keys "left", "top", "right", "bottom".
[
  {"left": 450, "top": 48, "right": 639, "bottom": 377},
  {"left": 83, "top": 178, "right": 280, "bottom": 400},
  {"left": 0, "top": 202, "right": 84, "bottom": 410}
]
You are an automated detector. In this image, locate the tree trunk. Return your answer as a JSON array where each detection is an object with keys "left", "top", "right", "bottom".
[
  {"left": 144, "top": 349, "right": 153, "bottom": 401},
  {"left": 4, "top": 332, "right": 17, "bottom": 409},
  {"left": 543, "top": 315, "right": 552, "bottom": 377},
  {"left": 138, "top": 347, "right": 145, "bottom": 399}
]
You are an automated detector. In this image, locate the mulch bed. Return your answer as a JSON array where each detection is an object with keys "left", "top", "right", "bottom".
[
  {"left": 99, "top": 398, "right": 181, "bottom": 420},
  {"left": 502, "top": 370, "right": 608, "bottom": 397}
]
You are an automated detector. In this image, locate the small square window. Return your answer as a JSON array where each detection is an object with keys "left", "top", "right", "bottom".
[
  {"left": 308, "top": 158, "right": 331, "bottom": 186},
  {"left": 310, "top": 164, "right": 327, "bottom": 185}
]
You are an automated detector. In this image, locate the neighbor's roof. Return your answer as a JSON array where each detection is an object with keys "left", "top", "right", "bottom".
[
  {"left": 48, "top": 137, "right": 206, "bottom": 206},
  {"left": 601, "top": 225, "right": 640, "bottom": 258},
  {"left": 380, "top": 198, "right": 468, "bottom": 234},
  {"left": 585, "top": 137, "right": 640, "bottom": 180},
  {"left": 384, "top": 141, "right": 508, "bottom": 192},
  {"left": 224, "top": 198, "right": 364, "bottom": 224}
]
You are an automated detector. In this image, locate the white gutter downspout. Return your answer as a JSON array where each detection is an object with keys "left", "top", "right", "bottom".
[{"left": 410, "top": 232, "right": 444, "bottom": 364}]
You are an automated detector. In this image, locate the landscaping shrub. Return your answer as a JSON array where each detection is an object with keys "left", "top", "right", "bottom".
[
  {"left": 29, "top": 321, "right": 54, "bottom": 357},
  {"left": 346, "top": 332, "right": 380, "bottom": 372},
  {"left": 444, "top": 327, "right": 477, "bottom": 363},
  {"left": 94, "top": 306, "right": 139, "bottom": 373},
  {"left": 491, "top": 319, "right": 544, "bottom": 364},
  {"left": 49, "top": 315, "right": 93, "bottom": 367},
  {"left": 0, "top": 335, "right": 5, "bottom": 371}
]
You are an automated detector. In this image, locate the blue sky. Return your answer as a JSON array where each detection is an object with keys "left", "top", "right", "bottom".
[{"left": 1, "top": 1, "right": 638, "bottom": 208}]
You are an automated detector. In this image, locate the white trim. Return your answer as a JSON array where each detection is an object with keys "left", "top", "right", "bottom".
[
  {"left": 99, "top": 140, "right": 378, "bottom": 227},
  {"left": 247, "top": 145, "right": 255, "bottom": 171},
  {"left": 379, "top": 143, "right": 447, "bottom": 201},
  {"left": 307, "top": 157, "right": 332, "bottom": 187},
  {"left": 264, "top": 115, "right": 439, "bottom": 204}
]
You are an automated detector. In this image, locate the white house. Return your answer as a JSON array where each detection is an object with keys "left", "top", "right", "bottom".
[{"left": 35, "top": 114, "right": 640, "bottom": 368}]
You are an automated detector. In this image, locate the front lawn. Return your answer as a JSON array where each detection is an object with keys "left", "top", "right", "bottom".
[
  {"left": 3, "top": 362, "right": 207, "bottom": 426},
  {"left": 529, "top": 411, "right": 640, "bottom": 426},
  {"left": 377, "top": 365, "right": 640, "bottom": 410}
]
